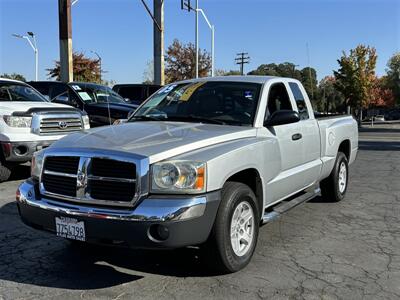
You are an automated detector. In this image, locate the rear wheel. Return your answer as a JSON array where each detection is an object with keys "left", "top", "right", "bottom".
[
  {"left": 207, "top": 182, "right": 260, "bottom": 273},
  {"left": 320, "top": 152, "right": 349, "bottom": 202}
]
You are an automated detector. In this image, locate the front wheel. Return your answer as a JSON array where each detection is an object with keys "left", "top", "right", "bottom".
[
  {"left": 207, "top": 182, "right": 260, "bottom": 273},
  {"left": 320, "top": 152, "right": 349, "bottom": 202}
]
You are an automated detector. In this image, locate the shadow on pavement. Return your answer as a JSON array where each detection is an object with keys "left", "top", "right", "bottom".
[
  {"left": 0, "top": 201, "right": 220, "bottom": 291},
  {"left": 8, "top": 164, "right": 31, "bottom": 181},
  {"left": 359, "top": 141, "right": 400, "bottom": 151}
]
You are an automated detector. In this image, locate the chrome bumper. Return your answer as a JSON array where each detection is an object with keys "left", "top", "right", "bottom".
[{"left": 17, "top": 180, "right": 207, "bottom": 222}]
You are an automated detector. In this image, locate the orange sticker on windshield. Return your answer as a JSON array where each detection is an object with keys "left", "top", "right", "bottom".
[{"left": 180, "top": 82, "right": 206, "bottom": 101}]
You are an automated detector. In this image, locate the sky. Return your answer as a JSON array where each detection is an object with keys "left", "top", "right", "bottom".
[{"left": 0, "top": 0, "right": 399, "bottom": 83}]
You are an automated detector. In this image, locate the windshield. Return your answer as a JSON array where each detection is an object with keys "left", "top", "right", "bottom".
[
  {"left": 132, "top": 81, "right": 262, "bottom": 126},
  {"left": 0, "top": 82, "right": 47, "bottom": 102},
  {"left": 71, "top": 83, "right": 126, "bottom": 104}
]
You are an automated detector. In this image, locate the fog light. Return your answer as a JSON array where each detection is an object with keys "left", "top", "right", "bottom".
[
  {"left": 148, "top": 224, "right": 169, "bottom": 241},
  {"left": 14, "top": 145, "right": 28, "bottom": 156}
]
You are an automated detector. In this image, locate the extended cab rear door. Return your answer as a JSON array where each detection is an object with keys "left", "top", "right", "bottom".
[{"left": 287, "top": 81, "right": 322, "bottom": 188}]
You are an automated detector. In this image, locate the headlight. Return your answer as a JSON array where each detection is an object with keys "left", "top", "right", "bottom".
[
  {"left": 151, "top": 161, "right": 206, "bottom": 193},
  {"left": 31, "top": 151, "right": 44, "bottom": 179},
  {"left": 3, "top": 116, "right": 32, "bottom": 127},
  {"left": 82, "top": 114, "right": 90, "bottom": 129}
]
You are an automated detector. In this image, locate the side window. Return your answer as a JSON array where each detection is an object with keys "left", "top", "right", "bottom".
[
  {"left": 289, "top": 82, "right": 309, "bottom": 120},
  {"left": 32, "top": 84, "right": 50, "bottom": 97},
  {"left": 266, "top": 83, "right": 293, "bottom": 119}
]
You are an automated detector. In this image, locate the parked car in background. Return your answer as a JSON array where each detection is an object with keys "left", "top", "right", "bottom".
[
  {"left": 17, "top": 76, "right": 358, "bottom": 273},
  {"left": 374, "top": 115, "right": 385, "bottom": 122},
  {"left": 112, "top": 83, "right": 161, "bottom": 105},
  {"left": 28, "top": 81, "right": 138, "bottom": 127},
  {"left": 0, "top": 78, "right": 89, "bottom": 182}
]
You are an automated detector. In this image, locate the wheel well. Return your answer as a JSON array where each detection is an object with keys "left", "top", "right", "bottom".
[
  {"left": 338, "top": 139, "right": 351, "bottom": 160},
  {"left": 225, "top": 168, "right": 263, "bottom": 216}
]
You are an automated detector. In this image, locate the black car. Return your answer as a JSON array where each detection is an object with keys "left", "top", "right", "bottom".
[
  {"left": 29, "top": 81, "right": 138, "bottom": 127},
  {"left": 112, "top": 83, "right": 161, "bottom": 105}
]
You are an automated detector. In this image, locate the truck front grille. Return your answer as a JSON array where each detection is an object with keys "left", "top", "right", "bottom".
[
  {"left": 39, "top": 116, "right": 82, "bottom": 135},
  {"left": 44, "top": 156, "right": 80, "bottom": 174},
  {"left": 42, "top": 173, "right": 77, "bottom": 197},
  {"left": 41, "top": 155, "right": 138, "bottom": 207}
]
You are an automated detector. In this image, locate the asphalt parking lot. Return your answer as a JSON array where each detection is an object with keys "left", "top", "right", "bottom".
[{"left": 0, "top": 127, "right": 399, "bottom": 300}]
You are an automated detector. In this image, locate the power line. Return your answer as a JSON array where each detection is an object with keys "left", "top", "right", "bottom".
[{"left": 235, "top": 52, "right": 250, "bottom": 75}]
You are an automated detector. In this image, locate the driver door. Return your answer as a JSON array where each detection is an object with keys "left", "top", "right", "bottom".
[{"left": 262, "top": 82, "right": 306, "bottom": 203}]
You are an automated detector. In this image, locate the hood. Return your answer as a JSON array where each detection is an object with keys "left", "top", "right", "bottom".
[
  {"left": 0, "top": 101, "right": 72, "bottom": 115},
  {"left": 52, "top": 121, "right": 257, "bottom": 163},
  {"left": 87, "top": 102, "right": 138, "bottom": 111}
]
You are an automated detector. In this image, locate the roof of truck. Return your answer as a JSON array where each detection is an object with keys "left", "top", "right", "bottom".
[{"left": 175, "top": 75, "right": 292, "bottom": 85}]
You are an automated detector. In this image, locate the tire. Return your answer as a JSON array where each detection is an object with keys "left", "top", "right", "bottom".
[
  {"left": 320, "top": 152, "right": 349, "bottom": 202},
  {"left": 206, "top": 182, "right": 260, "bottom": 273},
  {"left": 0, "top": 160, "right": 12, "bottom": 182}
]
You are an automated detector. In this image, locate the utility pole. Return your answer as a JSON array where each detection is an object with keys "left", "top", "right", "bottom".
[
  {"left": 235, "top": 52, "right": 250, "bottom": 75},
  {"left": 141, "top": 0, "right": 164, "bottom": 85},
  {"left": 153, "top": 0, "right": 164, "bottom": 85},
  {"left": 58, "top": 0, "right": 73, "bottom": 82},
  {"left": 195, "top": 0, "right": 199, "bottom": 78}
]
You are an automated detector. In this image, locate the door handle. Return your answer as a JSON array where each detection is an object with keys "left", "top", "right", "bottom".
[{"left": 292, "top": 133, "right": 302, "bottom": 141}]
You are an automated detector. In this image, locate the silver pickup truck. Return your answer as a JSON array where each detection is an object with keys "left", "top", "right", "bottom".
[{"left": 16, "top": 76, "right": 358, "bottom": 273}]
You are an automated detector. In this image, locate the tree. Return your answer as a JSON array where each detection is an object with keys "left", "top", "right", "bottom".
[
  {"left": 1, "top": 73, "right": 26, "bottom": 81},
  {"left": 248, "top": 62, "right": 302, "bottom": 80},
  {"left": 165, "top": 39, "right": 211, "bottom": 83},
  {"left": 215, "top": 69, "right": 241, "bottom": 76},
  {"left": 300, "top": 67, "right": 318, "bottom": 101},
  {"left": 47, "top": 51, "right": 102, "bottom": 83},
  {"left": 247, "top": 63, "right": 317, "bottom": 102},
  {"left": 318, "top": 76, "right": 346, "bottom": 113},
  {"left": 386, "top": 52, "right": 400, "bottom": 105},
  {"left": 334, "top": 45, "right": 377, "bottom": 120},
  {"left": 368, "top": 76, "right": 395, "bottom": 108}
]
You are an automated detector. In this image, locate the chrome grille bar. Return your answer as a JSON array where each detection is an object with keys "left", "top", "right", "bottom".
[{"left": 39, "top": 151, "right": 148, "bottom": 208}]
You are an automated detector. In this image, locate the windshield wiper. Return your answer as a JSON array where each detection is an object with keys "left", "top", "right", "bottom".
[
  {"left": 129, "top": 115, "right": 164, "bottom": 122},
  {"left": 164, "top": 115, "right": 227, "bottom": 125}
]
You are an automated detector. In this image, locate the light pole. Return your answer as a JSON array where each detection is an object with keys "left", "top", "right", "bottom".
[
  {"left": 195, "top": 0, "right": 199, "bottom": 78},
  {"left": 182, "top": 0, "right": 215, "bottom": 77},
  {"left": 90, "top": 50, "right": 102, "bottom": 82},
  {"left": 12, "top": 32, "right": 38, "bottom": 81}
]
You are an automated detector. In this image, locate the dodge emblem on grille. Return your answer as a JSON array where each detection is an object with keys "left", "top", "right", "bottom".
[
  {"left": 58, "top": 121, "right": 68, "bottom": 129},
  {"left": 77, "top": 173, "right": 86, "bottom": 187}
]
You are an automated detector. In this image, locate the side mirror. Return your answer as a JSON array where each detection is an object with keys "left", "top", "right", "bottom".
[{"left": 264, "top": 110, "right": 300, "bottom": 127}]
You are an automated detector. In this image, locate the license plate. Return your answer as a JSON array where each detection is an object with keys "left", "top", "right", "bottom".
[{"left": 55, "top": 217, "right": 85, "bottom": 241}]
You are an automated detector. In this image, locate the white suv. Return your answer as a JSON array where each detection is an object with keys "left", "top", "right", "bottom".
[{"left": 0, "top": 78, "right": 90, "bottom": 181}]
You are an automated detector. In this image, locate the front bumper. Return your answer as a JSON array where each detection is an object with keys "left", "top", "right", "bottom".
[
  {"left": 16, "top": 179, "right": 220, "bottom": 248},
  {"left": 1, "top": 141, "right": 52, "bottom": 162}
]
